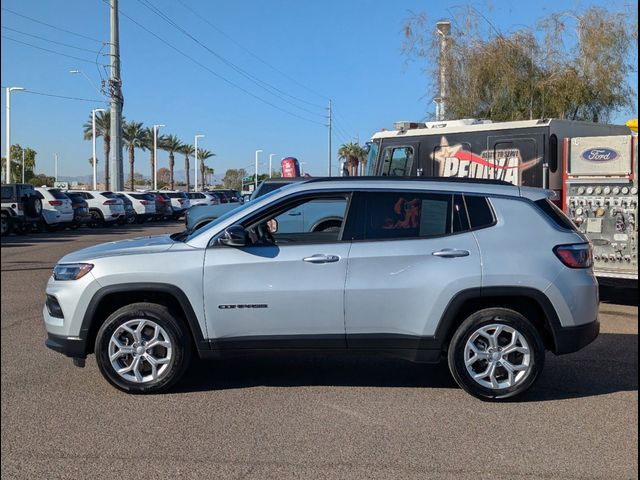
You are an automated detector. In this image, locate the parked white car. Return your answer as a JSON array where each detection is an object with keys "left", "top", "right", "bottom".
[
  {"left": 186, "top": 192, "right": 220, "bottom": 207},
  {"left": 35, "top": 187, "right": 73, "bottom": 231},
  {"left": 117, "top": 192, "right": 157, "bottom": 223},
  {"left": 67, "top": 190, "right": 125, "bottom": 227},
  {"left": 162, "top": 191, "right": 191, "bottom": 219}
]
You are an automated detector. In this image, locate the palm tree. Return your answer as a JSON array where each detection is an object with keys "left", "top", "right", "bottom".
[
  {"left": 196, "top": 148, "right": 215, "bottom": 189},
  {"left": 338, "top": 142, "right": 367, "bottom": 176},
  {"left": 122, "top": 121, "right": 147, "bottom": 191},
  {"left": 159, "top": 134, "right": 182, "bottom": 190},
  {"left": 205, "top": 166, "right": 215, "bottom": 186},
  {"left": 179, "top": 144, "right": 195, "bottom": 192},
  {"left": 142, "top": 128, "right": 157, "bottom": 187},
  {"left": 83, "top": 111, "right": 110, "bottom": 189}
]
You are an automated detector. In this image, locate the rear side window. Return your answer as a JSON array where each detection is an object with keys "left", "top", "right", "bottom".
[
  {"left": 364, "top": 192, "right": 453, "bottom": 240},
  {"left": 535, "top": 198, "right": 577, "bottom": 231},
  {"left": 166, "top": 192, "right": 187, "bottom": 199},
  {"left": 101, "top": 192, "right": 116, "bottom": 199},
  {"left": 464, "top": 195, "right": 495, "bottom": 229}
]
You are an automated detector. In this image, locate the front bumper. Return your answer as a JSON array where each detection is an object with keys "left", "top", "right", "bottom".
[
  {"left": 45, "top": 332, "right": 87, "bottom": 358},
  {"left": 551, "top": 318, "right": 600, "bottom": 355}
]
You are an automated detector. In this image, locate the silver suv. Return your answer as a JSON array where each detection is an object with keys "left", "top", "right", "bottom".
[{"left": 43, "top": 178, "right": 599, "bottom": 400}]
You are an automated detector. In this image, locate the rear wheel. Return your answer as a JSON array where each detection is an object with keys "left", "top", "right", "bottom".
[
  {"left": 448, "top": 308, "right": 545, "bottom": 401},
  {"left": 95, "top": 303, "right": 192, "bottom": 394},
  {"left": 89, "top": 210, "right": 104, "bottom": 228}
]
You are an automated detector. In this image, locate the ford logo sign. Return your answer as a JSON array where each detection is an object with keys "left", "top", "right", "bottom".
[{"left": 581, "top": 148, "right": 619, "bottom": 162}]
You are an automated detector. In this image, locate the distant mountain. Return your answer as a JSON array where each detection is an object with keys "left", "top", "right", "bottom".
[{"left": 58, "top": 169, "right": 224, "bottom": 186}]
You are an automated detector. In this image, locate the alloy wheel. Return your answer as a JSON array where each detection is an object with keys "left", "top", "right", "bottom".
[
  {"left": 463, "top": 323, "right": 532, "bottom": 390},
  {"left": 108, "top": 319, "right": 173, "bottom": 383}
]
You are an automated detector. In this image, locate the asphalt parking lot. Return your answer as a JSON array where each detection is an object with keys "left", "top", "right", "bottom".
[{"left": 1, "top": 224, "right": 637, "bottom": 479}]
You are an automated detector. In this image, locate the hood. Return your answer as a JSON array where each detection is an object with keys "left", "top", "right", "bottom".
[{"left": 59, "top": 235, "right": 176, "bottom": 263}]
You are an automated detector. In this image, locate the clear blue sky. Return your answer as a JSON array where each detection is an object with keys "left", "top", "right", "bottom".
[{"left": 1, "top": 0, "right": 636, "bottom": 179}]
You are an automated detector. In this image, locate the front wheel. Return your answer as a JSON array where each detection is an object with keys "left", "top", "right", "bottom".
[
  {"left": 447, "top": 308, "right": 545, "bottom": 401},
  {"left": 1, "top": 214, "right": 9, "bottom": 236},
  {"left": 95, "top": 303, "right": 192, "bottom": 394}
]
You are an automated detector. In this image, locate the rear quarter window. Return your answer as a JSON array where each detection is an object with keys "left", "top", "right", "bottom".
[
  {"left": 464, "top": 195, "right": 495, "bottom": 229},
  {"left": 534, "top": 198, "right": 578, "bottom": 231}
]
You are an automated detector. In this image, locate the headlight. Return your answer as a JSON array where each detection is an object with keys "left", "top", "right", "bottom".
[{"left": 53, "top": 263, "right": 94, "bottom": 281}]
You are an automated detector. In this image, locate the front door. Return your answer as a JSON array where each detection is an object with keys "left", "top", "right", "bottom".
[{"left": 203, "top": 193, "right": 352, "bottom": 349}]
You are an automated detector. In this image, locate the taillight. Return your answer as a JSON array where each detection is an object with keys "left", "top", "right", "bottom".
[
  {"left": 103, "top": 200, "right": 118, "bottom": 205},
  {"left": 554, "top": 243, "right": 593, "bottom": 269},
  {"left": 49, "top": 200, "right": 63, "bottom": 206}
]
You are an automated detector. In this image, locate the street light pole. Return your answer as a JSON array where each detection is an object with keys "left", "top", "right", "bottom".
[
  {"left": 5, "top": 86, "right": 24, "bottom": 184},
  {"left": 269, "top": 154, "right": 277, "bottom": 178},
  {"left": 22, "top": 149, "right": 25, "bottom": 183},
  {"left": 255, "top": 150, "right": 263, "bottom": 190},
  {"left": 152, "top": 124, "right": 165, "bottom": 190},
  {"left": 194, "top": 134, "right": 204, "bottom": 192},
  {"left": 92, "top": 108, "right": 107, "bottom": 189},
  {"left": 54, "top": 153, "right": 58, "bottom": 182}
]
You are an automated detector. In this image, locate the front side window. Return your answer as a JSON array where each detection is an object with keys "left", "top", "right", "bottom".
[
  {"left": 381, "top": 146, "right": 414, "bottom": 176},
  {"left": 1, "top": 186, "right": 13, "bottom": 200},
  {"left": 244, "top": 196, "right": 349, "bottom": 245},
  {"left": 364, "top": 192, "right": 454, "bottom": 240},
  {"left": 365, "top": 141, "right": 379, "bottom": 176}
]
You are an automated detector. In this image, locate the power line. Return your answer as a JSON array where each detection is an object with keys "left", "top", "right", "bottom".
[
  {"left": 1, "top": 7, "right": 105, "bottom": 44},
  {"left": 176, "top": 0, "right": 328, "bottom": 105},
  {"left": 2, "top": 35, "right": 109, "bottom": 65},
  {"left": 0, "top": 85, "right": 106, "bottom": 103},
  {"left": 103, "top": 0, "right": 325, "bottom": 126},
  {"left": 135, "top": 0, "right": 325, "bottom": 117},
  {"left": 1, "top": 25, "right": 102, "bottom": 54}
]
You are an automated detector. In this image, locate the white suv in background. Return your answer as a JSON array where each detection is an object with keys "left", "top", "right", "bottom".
[
  {"left": 35, "top": 187, "right": 73, "bottom": 231},
  {"left": 67, "top": 190, "right": 125, "bottom": 227},
  {"left": 186, "top": 192, "right": 220, "bottom": 207},
  {"left": 163, "top": 191, "right": 190, "bottom": 219},
  {"left": 117, "top": 192, "right": 156, "bottom": 224}
]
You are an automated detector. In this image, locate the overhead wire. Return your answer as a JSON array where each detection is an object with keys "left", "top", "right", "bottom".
[
  {"left": 175, "top": 0, "right": 328, "bottom": 105},
  {"left": 1, "top": 25, "right": 102, "bottom": 54},
  {"left": 0, "top": 85, "right": 106, "bottom": 103},
  {"left": 99, "top": 0, "right": 325, "bottom": 126},
  {"left": 1, "top": 7, "right": 105, "bottom": 44},
  {"left": 134, "top": 0, "right": 325, "bottom": 118},
  {"left": 2, "top": 35, "right": 109, "bottom": 65}
]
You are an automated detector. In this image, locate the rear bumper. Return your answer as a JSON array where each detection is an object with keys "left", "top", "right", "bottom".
[
  {"left": 45, "top": 332, "right": 87, "bottom": 358},
  {"left": 551, "top": 318, "right": 600, "bottom": 355}
]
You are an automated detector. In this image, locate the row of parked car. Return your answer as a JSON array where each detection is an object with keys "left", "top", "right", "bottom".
[{"left": 0, "top": 183, "right": 242, "bottom": 236}]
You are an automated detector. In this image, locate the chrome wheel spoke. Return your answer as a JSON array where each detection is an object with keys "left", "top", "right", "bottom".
[
  {"left": 109, "top": 318, "right": 173, "bottom": 384},
  {"left": 464, "top": 322, "right": 532, "bottom": 391}
]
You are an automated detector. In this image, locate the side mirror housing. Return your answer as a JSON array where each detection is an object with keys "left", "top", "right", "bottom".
[{"left": 219, "top": 225, "right": 247, "bottom": 247}]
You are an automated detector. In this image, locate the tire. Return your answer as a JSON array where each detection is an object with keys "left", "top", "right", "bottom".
[
  {"left": 1, "top": 214, "right": 9, "bottom": 237},
  {"left": 89, "top": 210, "right": 104, "bottom": 228},
  {"left": 25, "top": 196, "right": 42, "bottom": 217},
  {"left": 447, "top": 308, "right": 545, "bottom": 401},
  {"left": 95, "top": 303, "right": 192, "bottom": 394}
]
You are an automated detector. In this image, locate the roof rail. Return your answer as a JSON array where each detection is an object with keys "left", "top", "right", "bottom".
[{"left": 303, "top": 176, "right": 513, "bottom": 186}]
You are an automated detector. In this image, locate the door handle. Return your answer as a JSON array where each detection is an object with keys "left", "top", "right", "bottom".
[
  {"left": 288, "top": 211, "right": 302, "bottom": 216},
  {"left": 303, "top": 254, "right": 340, "bottom": 264},
  {"left": 432, "top": 249, "right": 470, "bottom": 258}
]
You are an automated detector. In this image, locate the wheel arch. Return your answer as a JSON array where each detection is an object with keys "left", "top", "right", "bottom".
[
  {"left": 81, "top": 283, "right": 208, "bottom": 357},
  {"left": 310, "top": 217, "right": 343, "bottom": 232},
  {"left": 435, "top": 287, "right": 562, "bottom": 354}
]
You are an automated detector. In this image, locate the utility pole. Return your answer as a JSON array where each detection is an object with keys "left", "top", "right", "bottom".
[
  {"left": 255, "top": 150, "right": 262, "bottom": 190},
  {"left": 327, "top": 99, "right": 332, "bottom": 177},
  {"left": 22, "top": 149, "right": 25, "bottom": 183},
  {"left": 194, "top": 134, "right": 204, "bottom": 191},
  {"left": 436, "top": 21, "right": 451, "bottom": 121},
  {"left": 109, "top": 0, "right": 124, "bottom": 191},
  {"left": 269, "top": 154, "right": 276, "bottom": 178}
]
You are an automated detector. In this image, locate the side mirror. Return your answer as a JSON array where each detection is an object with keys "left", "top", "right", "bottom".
[
  {"left": 267, "top": 218, "right": 278, "bottom": 234},
  {"left": 219, "top": 225, "right": 247, "bottom": 247}
]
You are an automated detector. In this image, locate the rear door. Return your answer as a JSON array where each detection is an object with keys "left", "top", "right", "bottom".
[{"left": 345, "top": 191, "right": 482, "bottom": 348}]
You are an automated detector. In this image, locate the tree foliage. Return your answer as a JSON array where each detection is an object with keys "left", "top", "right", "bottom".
[
  {"left": 338, "top": 142, "right": 367, "bottom": 176},
  {"left": 1, "top": 144, "right": 37, "bottom": 183},
  {"left": 222, "top": 168, "right": 247, "bottom": 190},
  {"left": 401, "top": 5, "right": 638, "bottom": 122}
]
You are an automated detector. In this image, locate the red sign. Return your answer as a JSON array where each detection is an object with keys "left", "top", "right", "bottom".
[{"left": 281, "top": 157, "right": 301, "bottom": 177}]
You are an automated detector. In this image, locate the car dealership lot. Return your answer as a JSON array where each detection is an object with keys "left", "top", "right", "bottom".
[{"left": 1, "top": 224, "right": 637, "bottom": 479}]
